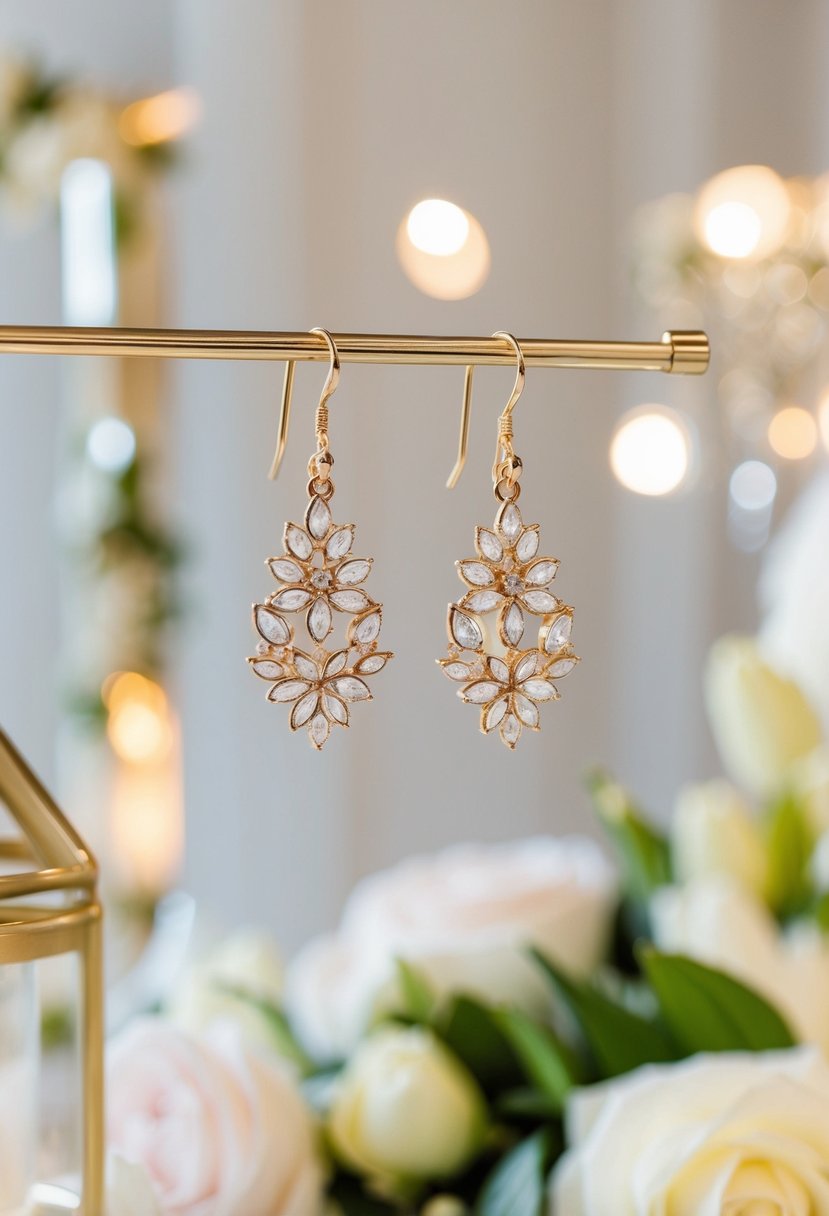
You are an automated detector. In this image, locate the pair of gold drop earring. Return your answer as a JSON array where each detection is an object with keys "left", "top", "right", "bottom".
[{"left": 247, "top": 329, "right": 579, "bottom": 750}]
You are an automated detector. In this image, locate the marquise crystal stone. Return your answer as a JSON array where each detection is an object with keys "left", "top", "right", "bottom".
[
  {"left": 439, "top": 495, "right": 578, "bottom": 748},
  {"left": 250, "top": 470, "right": 392, "bottom": 747}
]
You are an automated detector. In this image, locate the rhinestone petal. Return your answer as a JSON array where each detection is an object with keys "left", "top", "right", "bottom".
[
  {"left": 291, "top": 691, "right": 319, "bottom": 728},
  {"left": 356, "top": 652, "right": 391, "bottom": 674},
  {"left": 440, "top": 660, "right": 473, "bottom": 681},
  {"left": 497, "top": 502, "right": 523, "bottom": 541},
  {"left": 501, "top": 713, "right": 521, "bottom": 748},
  {"left": 285, "top": 524, "right": 313, "bottom": 560},
  {"left": 268, "top": 679, "right": 311, "bottom": 703},
  {"left": 462, "top": 590, "right": 504, "bottom": 613},
  {"left": 249, "top": 659, "right": 284, "bottom": 680},
  {"left": 501, "top": 601, "right": 525, "bottom": 647},
  {"left": 254, "top": 605, "right": 291, "bottom": 645},
  {"left": 330, "top": 588, "right": 369, "bottom": 613},
  {"left": 484, "top": 696, "right": 508, "bottom": 731},
  {"left": 324, "top": 650, "right": 349, "bottom": 677},
  {"left": 475, "top": 528, "right": 503, "bottom": 562},
  {"left": 488, "top": 656, "right": 510, "bottom": 683},
  {"left": 514, "top": 694, "right": 539, "bottom": 727},
  {"left": 268, "top": 557, "right": 303, "bottom": 583},
  {"left": 515, "top": 527, "right": 539, "bottom": 562},
  {"left": 548, "top": 657, "right": 577, "bottom": 678},
  {"left": 306, "top": 496, "right": 332, "bottom": 540},
  {"left": 323, "top": 694, "right": 348, "bottom": 724},
  {"left": 515, "top": 652, "right": 541, "bottom": 682},
  {"left": 521, "top": 677, "right": 557, "bottom": 702},
  {"left": 461, "top": 680, "right": 501, "bottom": 704},
  {"left": 544, "top": 612, "right": 573, "bottom": 651},
  {"left": 307, "top": 596, "right": 333, "bottom": 641},
  {"left": 272, "top": 586, "right": 313, "bottom": 611},
  {"left": 458, "top": 561, "right": 495, "bottom": 588},
  {"left": 525, "top": 559, "right": 558, "bottom": 586},
  {"left": 293, "top": 653, "right": 319, "bottom": 681},
  {"left": 350, "top": 608, "right": 382, "bottom": 646},
  {"left": 326, "top": 527, "right": 354, "bottom": 560},
  {"left": 309, "top": 712, "right": 330, "bottom": 748},
  {"left": 337, "top": 559, "right": 372, "bottom": 585},
  {"left": 333, "top": 676, "right": 372, "bottom": 702},
  {"left": 521, "top": 589, "right": 558, "bottom": 614},
  {"left": 449, "top": 607, "right": 483, "bottom": 651}
]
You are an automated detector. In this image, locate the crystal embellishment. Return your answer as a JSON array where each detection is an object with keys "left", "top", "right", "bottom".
[
  {"left": 249, "top": 474, "right": 392, "bottom": 748},
  {"left": 438, "top": 500, "right": 578, "bottom": 749}
]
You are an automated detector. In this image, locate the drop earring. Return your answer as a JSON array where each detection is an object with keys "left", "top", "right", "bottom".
[
  {"left": 248, "top": 329, "right": 393, "bottom": 749},
  {"left": 438, "top": 332, "right": 579, "bottom": 749}
]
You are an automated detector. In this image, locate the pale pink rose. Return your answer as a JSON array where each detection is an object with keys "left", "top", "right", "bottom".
[{"left": 107, "top": 1019, "right": 322, "bottom": 1216}]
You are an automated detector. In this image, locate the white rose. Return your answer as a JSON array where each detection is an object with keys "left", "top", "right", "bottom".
[
  {"left": 651, "top": 876, "right": 829, "bottom": 1054},
  {"left": 704, "top": 635, "right": 822, "bottom": 799},
  {"left": 167, "top": 931, "right": 286, "bottom": 1055},
  {"left": 671, "top": 779, "right": 768, "bottom": 896},
  {"left": 760, "top": 471, "right": 829, "bottom": 735},
  {"left": 552, "top": 1047, "right": 829, "bottom": 1216},
  {"left": 285, "top": 837, "right": 617, "bottom": 1061},
  {"left": 328, "top": 1026, "right": 486, "bottom": 1184},
  {"left": 107, "top": 1019, "right": 322, "bottom": 1216}
]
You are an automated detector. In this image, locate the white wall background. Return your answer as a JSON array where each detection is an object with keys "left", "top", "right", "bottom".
[{"left": 2, "top": 1, "right": 829, "bottom": 949}]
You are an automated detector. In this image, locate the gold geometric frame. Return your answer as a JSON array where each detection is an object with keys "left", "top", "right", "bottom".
[{"left": 0, "top": 728, "right": 103, "bottom": 1216}]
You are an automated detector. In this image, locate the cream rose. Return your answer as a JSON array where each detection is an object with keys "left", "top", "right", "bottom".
[
  {"left": 704, "top": 635, "right": 822, "bottom": 800},
  {"left": 552, "top": 1047, "right": 829, "bottom": 1216},
  {"left": 651, "top": 876, "right": 829, "bottom": 1055},
  {"left": 107, "top": 1019, "right": 322, "bottom": 1216},
  {"left": 167, "top": 931, "right": 286, "bottom": 1056},
  {"left": 328, "top": 1027, "right": 486, "bottom": 1185},
  {"left": 671, "top": 779, "right": 768, "bottom": 896},
  {"left": 285, "top": 837, "right": 617, "bottom": 1061}
]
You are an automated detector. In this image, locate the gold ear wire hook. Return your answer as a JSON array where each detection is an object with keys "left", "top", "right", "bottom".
[
  {"left": 267, "top": 328, "right": 341, "bottom": 480},
  {"left": 446, "top": 332, "right": 526, "bottom": 489}
]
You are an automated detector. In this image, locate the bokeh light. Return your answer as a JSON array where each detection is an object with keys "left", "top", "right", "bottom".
[
  {"left": 694, "top": 165, "right": 791, "bottom": 260},
  {"left": 729, "top": 460, "right": 777, "bottom": 511},
  {"left": 119, "top": 87, "right": 201, "bottom": 147},
  {"left": 104, "top": 672, "right": 173, "bottom": 764},
  {"left": 86, "top": 416, "right": 136, "bottom": 473},
  {"left": 818, "top": 391, "right": 829, "bottom": 454},
  {"left": 610, "top": 405, "right": 691, "bottom": 496},
  {"left": 397, "top": 198, "right": 490, "bottom": 300},
  {"left": 767, "top": 405, "right": 817, "bottom": 460}
]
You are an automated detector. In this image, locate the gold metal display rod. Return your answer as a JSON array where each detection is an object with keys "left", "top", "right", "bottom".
[{"left": 0, "top": 325, "right": 709, "bottom": 373}]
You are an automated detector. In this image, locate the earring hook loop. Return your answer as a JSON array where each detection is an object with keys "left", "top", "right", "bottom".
[
  {"left": 268, "top": 328, "right": 341, "bottom": 480},
  {"left": 446, "top": 331, "right": 526, "bottom": 489}
]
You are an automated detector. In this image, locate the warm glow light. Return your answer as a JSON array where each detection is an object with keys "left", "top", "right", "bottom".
[
  {"left": 768, "top": 406, "right": 818, "bottom": 460},
  {"left": 694, "top": 165, "right": 791, "bottom": 260},
  {"left": 610, "top": 406, "right": 691, "bottom": 496},
  {"left": 819, "top": 392, "right": 829, "bottom": 454},
  {"left": 87, "top": 416, "right": 136, "bottom": 473},
  {"left": 105, "top": 673, "right": 173, "bottom": 764},
  {"left": 112, "top": 742, "right": 184, "bottom": 894},
  {"left": 729, "top": 460, "right": 777, "bottom": 511},
  {"left": 397, "top": 199, "right": 490, "bottom": 300},
  {"left": 406, "top": 199, "right": 470, "bottom": 256},
  {"left": 119, "top": 87, "right": 201, "bottom": 147}
]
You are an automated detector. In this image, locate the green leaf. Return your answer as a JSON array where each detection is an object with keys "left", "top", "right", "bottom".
[
  {"left": 439, "top": 995, "right": 523, "bottom": 1095},
  {"left": 475, "top": 1129, "right": 555, "bottom": 1216},
  {"left": 587, "top": 769, "right": 671, "bottom": 903},
  {"left": 532, "top": 949, "right": 676, "bottom": 1077},
  {"left": 765, "top": 792, "right": 814, "bottom": 919},
  {"left": 640, "top": 949, "right": 795, "bottom": 1052},
  {"left": 328, "top": 1173, "right": 398, "bottom": 1215},
  {"left": 395, "top": 958, "right": 436, "bottom": 1023},
  {"left": 494, "top": 1009, "right": 576, "bottom": 1110},
  {"left": 495, "top": 1087, "right": 561, "bottom": 1122}
]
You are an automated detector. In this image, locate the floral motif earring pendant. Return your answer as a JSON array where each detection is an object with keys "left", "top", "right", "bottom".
[
  {"left": 248, "top": 329, "right": 392, "bottom": 749},
  {"left": 438, "top": 332, "right": 579, "bottom": 749}
]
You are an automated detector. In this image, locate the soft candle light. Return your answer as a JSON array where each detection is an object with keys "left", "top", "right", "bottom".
[{"left": 694, "top": 164, "right": 791, "bottom": 260}]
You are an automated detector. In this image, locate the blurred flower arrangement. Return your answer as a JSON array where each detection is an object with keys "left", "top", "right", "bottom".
[
  {"left": 627, "top": 164, "right": 829, "bottom": 541},
  {"left": 1, "top": 50, "right": 190, "bottom": 905},
  {"left": 103, "top": 610, "right": 829, "bottom": 1213}
]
